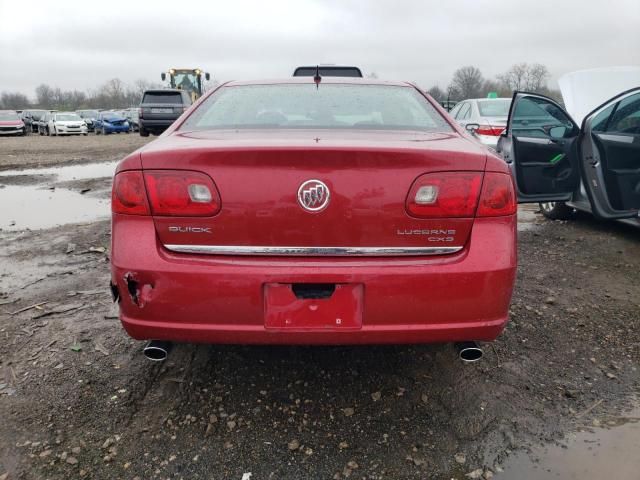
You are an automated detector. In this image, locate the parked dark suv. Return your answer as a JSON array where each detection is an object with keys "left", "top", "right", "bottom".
[
  {"left": 22, "top": 110, "right": 46, "bottom": 133},
  {"left": 138, "top": 89, "right": 191, "bottom": 137}
]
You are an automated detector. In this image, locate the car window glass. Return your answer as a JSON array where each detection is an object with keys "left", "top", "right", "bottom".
[
  {"left": 143, "top": 92, "right": 183, "bottom": 104},
  {"left": 477, "top": 99, "right": 511, "bottom": 117},
  {"left": 182, "top": 84, "right": 453, "bottom": 132},
  {"left": 449, "top": 103, "right": 462, "bottom": 118},
  {"left": 591, "top": 104, "right": 615, "bottom": 132},
  {"left": 606, "top": 93, "right": 640, "bottom": 134},
  {"left": 512, "top": 96, "right": 573, "bottom": 138},
  {"left": 456, "top": 103, "right": 470, "bottom": 120}
]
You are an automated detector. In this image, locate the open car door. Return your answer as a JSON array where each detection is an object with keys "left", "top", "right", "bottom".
[
  {"left": 580, "top": 88, "right": 640, "bottom": 220},
  {"left": 498, "top": 92, "right": 581, "bottom": 203}
]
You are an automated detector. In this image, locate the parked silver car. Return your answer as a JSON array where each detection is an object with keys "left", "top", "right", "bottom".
[{"left": 449, "top": 98, "right": 511, "bottom": 148}]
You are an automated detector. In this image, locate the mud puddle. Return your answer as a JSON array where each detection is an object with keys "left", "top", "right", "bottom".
[
  {"left": 517, "top": 204, "right": 542, "bottom": 232},
  {"left": 0, "top": 162, "right": 116, "bottom": 231},
  {"left": 499, "top": 404, "right": 640, "bottom": 479},
  {"left": 0, "top": 161, "right": 118, "bottom": 182}
]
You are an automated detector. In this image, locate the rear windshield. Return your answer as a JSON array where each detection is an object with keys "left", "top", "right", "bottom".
[
  {"left": 0, "top": 111, "right": 19, "bottom": 121},
  {"left": 477, "top": 99, "right": 511, "bottom": 117},
  {"left": 181, "top": 84, "right": 452, "bottom": 132},
  {"left": 142, "top": 92, "right": 184, "bottom": 104}
]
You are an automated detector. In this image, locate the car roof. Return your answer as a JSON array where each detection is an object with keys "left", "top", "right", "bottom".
[
  {"left": 144, "top": 89, "right": 185, "bottom": 93},
  {"left": 0, "top": 110, "right": 18, "bottom": 113},
  {"left": 462, "top": 98, "right": 511, "bottom": 102},
  {"left": 223, "top": 78, "right": 413, "bottom": 88}
]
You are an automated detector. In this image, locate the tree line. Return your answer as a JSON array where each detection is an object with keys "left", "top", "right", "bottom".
[
  {"left": 0, "top": 78, "right": 162, "bottom": 111},
  {"left": 427, "top": 63, "right": 562, "bottom": 103},
  {"left": 0, "top": 63, "right": 562, "bottom": 110}
]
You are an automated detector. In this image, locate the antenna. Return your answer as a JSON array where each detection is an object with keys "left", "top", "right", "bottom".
[{"left": 313, "top": 65, "right": 321, "bottom": 89}]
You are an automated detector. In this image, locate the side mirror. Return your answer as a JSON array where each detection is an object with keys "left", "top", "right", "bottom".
[
  {"left": 161, "top": 72, "right": 166, "bottom": 81},
  {"left": 465, "top": 123, "right": 480, "bottom": 134},
  {"left": 548, "top": 126, "right": 568, "bottom": 139},
  {"left": 205, "top": 72, "right": 211, "bottom": 81}
]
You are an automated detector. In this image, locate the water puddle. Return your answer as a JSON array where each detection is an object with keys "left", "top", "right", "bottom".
[
  {"left": 499, "top": 405, "right": 640, "bottom": 479},
  {"left": 0, "top": 161, "right": 118, "bottom": 182},
  {"left": 517, "top": 205, "right": 541, "bottom": 232},
  {"left": 0, "top": 161, "right": 116, "bottom": 231}
]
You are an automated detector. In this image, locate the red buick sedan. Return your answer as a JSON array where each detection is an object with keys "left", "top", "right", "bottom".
[{"left": 110, "top": 78, "right": 517, "bottom": 361}]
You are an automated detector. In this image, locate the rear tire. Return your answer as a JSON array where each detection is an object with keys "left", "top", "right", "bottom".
[
  {"left": 539, "top": 202, "right": 575, "bottom": 220},
  {"left": 139, "top": 127, "right": 149, "bottom": 137}
]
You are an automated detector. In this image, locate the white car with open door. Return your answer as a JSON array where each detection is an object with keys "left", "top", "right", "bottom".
[{"left": 497, "top": 88, "right": 640, "bottom": 226}]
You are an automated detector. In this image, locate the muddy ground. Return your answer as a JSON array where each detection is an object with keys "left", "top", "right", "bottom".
[
  {"left": 0, "top": 136, "right": 638, "bottom": 480},
  {"left": 0, "top": 135, "right": 151, "bottom": 170}
]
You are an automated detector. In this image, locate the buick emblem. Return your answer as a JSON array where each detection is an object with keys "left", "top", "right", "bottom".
[{"left": 297, "top": 179, "right": 330, "bottom": 212}]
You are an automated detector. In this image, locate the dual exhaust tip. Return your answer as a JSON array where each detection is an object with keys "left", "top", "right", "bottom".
[
  {"left": 143, "top": 340, "right": 172, "bottom": 362},
  {"left": 455, "top": 341, "right": 483, "bottom": 362},
  {"left": 143, "top": 340, "right": 483, "bottom": 363}
]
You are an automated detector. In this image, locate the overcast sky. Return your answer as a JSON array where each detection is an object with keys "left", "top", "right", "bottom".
[{"left": 1, "top": 0, "right": 638, "bottom": 98}]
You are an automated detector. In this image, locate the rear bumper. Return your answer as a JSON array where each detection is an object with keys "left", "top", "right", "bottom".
[
  {"left": 111, "top": 215, "right": 517, "bottom": 345},
  {"left": 139, "top": 119, "right": 176, "bottom": 130}
]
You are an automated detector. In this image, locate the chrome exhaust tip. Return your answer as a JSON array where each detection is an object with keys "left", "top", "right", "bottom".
[
  {"left": 455, "top": 341, "right": 483, "bottom": 363},
  {"left": 143, "top": 340, "right": 172, "bottom": 362}
]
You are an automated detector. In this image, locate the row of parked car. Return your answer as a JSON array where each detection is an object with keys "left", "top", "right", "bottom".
[
  {"left": 10, "top": 108, "right": 140, "bottom": 136},
  {"left": 2, "top": 87, "right": 193, "bottom": 138}
]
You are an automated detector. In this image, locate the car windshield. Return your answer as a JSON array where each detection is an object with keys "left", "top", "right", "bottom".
[
  {"left": 79, "top": 110, "right": 99, "bottom": 118},
  {"left": 181, "top": 84, "right": 452, "bottom": 132},
  {"left": 56, "top": 114, "right": 81, "bottom": 121},
  {"left": 0, "top": 111, "right": 20, "bottom": 121},
  {"left": 477, "top": 99, "right": 511, "bottom": 117}
]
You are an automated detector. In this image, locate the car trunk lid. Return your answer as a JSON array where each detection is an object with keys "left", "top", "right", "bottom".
[{"left": 140, "top": 130, "right": 487, "bottom": 254}]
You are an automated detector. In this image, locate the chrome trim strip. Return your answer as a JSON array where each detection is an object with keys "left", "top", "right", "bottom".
[{"left": 163, "top": 244, "right": 464, "bottom": 256}]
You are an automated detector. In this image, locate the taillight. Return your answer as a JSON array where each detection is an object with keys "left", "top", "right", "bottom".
[
  {"left": 475, "top": 125, "right": 505, "bottom": 136},
  {"left": 477, "top": 172, "right": 516, "bottom": 217},
  {"left": 407, "top": 172, "right": 483, "bottom": 218},
  {"left": 143, "top": 170, "right": 221, "bottom": 216},
  {"left": 112, "top": 171, "right": 150, "bottom": 215}
]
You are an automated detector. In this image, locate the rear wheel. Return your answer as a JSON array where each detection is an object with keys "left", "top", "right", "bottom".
[
  {"left": 539, "top": 202, "right": 575, "bottom": 220},
  {"left": 139, "top": 127, "right": 149, "bottom": 137}
]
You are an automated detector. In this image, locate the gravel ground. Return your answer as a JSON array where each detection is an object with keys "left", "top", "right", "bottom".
[{"left": 0, "top": 137, "right": 638, "bottom": 479}]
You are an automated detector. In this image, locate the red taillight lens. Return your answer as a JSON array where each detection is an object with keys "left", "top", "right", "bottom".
[
  {"left": 112, "top": 171, "right": 150, "bottom": 215},
  {"left": 407, "top": 172, "right": 483, "bottom": 218},
  {"left": 143, "top": 170, "right": 221, "bottom": 216},
  {"left": 477, "top": 172, "right": 516, "bottom": 217},
  {"left": 475, "top": 125, "right": 505, "bottom": 136}
]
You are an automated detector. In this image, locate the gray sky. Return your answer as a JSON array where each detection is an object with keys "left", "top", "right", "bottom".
[{"left": 1, "top": 0, "right": 639, "bottom": 97}]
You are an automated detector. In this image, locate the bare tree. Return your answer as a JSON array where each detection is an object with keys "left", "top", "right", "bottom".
[
  {"left": 525, "top": 63, "right": 549, "bottom": 91},
  {"left": 426, "top": 86, "right": 445, "bottom": 102},
  {"left": 0, "top": 92, "right": 30, "bottom": 109},
  {"left": 451, "top": 66, "right": 484, "bottom": 99},
  {"left": 35, "top": 84, "right": 55, "bottom": 109},
  {"left": 497, "top": 63, "right": 549, "bottom": 93}
]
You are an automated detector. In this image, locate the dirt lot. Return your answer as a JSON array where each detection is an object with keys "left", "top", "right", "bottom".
[
  {"left": 0, "top": 135, "right": 151, "bottom": 170},
  {"left": 0, "top": 136, "right": 638, "bottom": 480}
]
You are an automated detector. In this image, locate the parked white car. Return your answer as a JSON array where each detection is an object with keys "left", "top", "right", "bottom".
[
  {"left": 449, "top": 98, "right": 511, "bottom": 148},
  {"left": 48, "top": 112, "right": 88, "bottom": 136}
]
